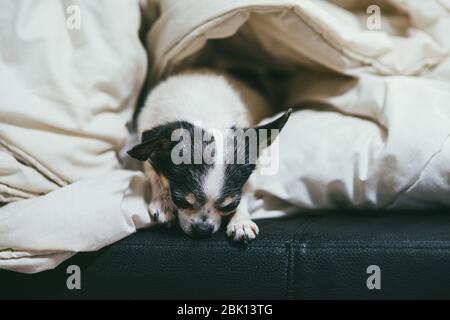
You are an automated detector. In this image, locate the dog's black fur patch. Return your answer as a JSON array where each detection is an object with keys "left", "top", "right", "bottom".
[{"left": 127, "top": 121, "right": 213, "bottom": 208}]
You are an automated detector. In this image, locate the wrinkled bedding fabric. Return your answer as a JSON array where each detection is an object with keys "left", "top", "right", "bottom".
[
  {"left": 0, "top": 0, "right": 151, "bottom": 273},
  {"left": 1, "top": 0, "right": 450, "bottom": 273}
]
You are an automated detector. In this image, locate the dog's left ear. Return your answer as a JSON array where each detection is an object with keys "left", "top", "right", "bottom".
[
  {"left": 127, "top": 126, "right": 173, "bottom": 162},
  {"left": 253, "top": 108, "right": 292, "bottom": 149}
]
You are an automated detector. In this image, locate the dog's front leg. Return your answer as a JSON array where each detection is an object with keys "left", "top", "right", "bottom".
[
  {"left": 226, "top": 193, "right": 259, "bottom": 242},
  {"left": 145, "top": 163, "right": 176, "bottom": 225}
]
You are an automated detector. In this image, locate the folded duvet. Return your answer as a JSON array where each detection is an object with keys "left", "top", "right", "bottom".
[{"left": 1, "top": 0, "right": 450, "bottom": 273}]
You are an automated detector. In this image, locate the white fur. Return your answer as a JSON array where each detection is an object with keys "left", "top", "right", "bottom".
[
  {"left": 137, "top": 70, "right": 270, "bottom": 136},
  {"left": 203, "top": 162, "right": 225, "bottom": 200},
  {"left": 202, "top": 128, "right": 226, "bottom": 200}
]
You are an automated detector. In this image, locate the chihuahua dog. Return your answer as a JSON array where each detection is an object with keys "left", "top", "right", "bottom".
[{"left": 127, "top": 69, "right": 291, "bottom": 242}]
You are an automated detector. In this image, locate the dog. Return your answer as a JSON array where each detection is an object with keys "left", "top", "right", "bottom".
[{"left": 127, "top": 69, "right": 291, "bottom": 242}]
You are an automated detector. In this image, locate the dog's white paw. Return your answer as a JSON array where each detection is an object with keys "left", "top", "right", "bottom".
[
  {"left": 226, "top": 219, "right": 259, "bottom": 242},
  {"left": 148, "top": 200, "right": 175, "bottom": 225}
]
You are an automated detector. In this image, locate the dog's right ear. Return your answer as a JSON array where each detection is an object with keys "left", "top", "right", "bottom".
[{"left": 127, "top": 126, "right": 173, "bottom": 162}]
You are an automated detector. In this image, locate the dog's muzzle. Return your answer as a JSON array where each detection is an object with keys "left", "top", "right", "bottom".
[{"left": 191, "top": 222, "right": 214, "bottom": 238}]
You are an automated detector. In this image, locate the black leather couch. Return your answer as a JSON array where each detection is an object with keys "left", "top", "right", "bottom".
[{"left": 2, "top": 209, "right": 450, "bottom": 299}]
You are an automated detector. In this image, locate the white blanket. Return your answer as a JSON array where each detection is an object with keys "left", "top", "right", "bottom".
[
  {"left": 0, "top": 0, "right": 151, "bottom": 273},
  {"left": 1, "top": 0, "right": 450, "bottom": 273}
]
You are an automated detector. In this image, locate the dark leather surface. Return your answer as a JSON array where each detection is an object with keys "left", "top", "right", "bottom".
[{"left": 2, "top": 209, "right": 450, "bottom": 299}]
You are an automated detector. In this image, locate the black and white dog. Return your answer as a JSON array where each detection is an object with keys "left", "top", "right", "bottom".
[{"left": 127, "top": 70, "right": 291, "bottom": 242}]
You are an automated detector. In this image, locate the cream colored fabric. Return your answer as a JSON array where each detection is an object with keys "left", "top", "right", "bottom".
[
  {"left": 1, "top": 0, "right": 450, "bottom": 273},
  {"left": 148, "top": 0, "right": 450, "bottom": 78},
  {"left": 0, "top": 0, "right": 151, "bottom": 273}
]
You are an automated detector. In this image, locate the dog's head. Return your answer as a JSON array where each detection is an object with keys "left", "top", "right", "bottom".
[{"left": 127, "top": 110, "right": 291, "bottom": 238}]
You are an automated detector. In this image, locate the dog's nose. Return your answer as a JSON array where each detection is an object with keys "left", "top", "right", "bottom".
[{"left": 191, "top": 222, "right": 214, "bottom": 238}]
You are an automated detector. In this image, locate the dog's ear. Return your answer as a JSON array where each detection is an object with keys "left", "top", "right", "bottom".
[
  {"left": 232, "top": 109, "right": 292, "bottom": 165},
  {"left": 127, "top": 125, "right": 173, "bottom": 162},
  {"left": 253, "top": 108, "right": 292, "bottom": 150}
]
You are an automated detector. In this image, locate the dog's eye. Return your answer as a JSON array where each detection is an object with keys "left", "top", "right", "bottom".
[
  {"left": 172, "top": 191, "right": 198, "bottom": 209},
  {"left": 216, "top": 195, "right": 240, "bottom": 215},
  {"left": 217, "top": 202, "right": 238, "bottom": 215},
  {"left": 173, "top": 197, "right": 194, "bottom": 209}
]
